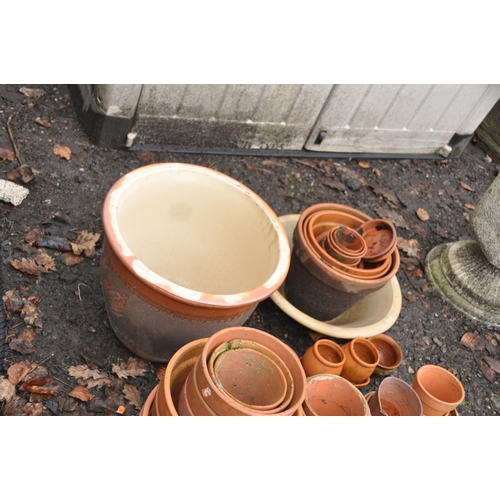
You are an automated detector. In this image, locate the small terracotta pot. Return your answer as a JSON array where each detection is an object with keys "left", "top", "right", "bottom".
[
  {"left": 412, "top": 365, "right": 465, "bottom": 416},
  {"left": 340, "top": 338, "right": 380, "bottom": 385},
  {"left": 139, "top": 384, "right": 159, "bottom": 416},
  {"left": 193, "top": 327, "right": 306, "bottom": 416},
  {"left": 301, "top": 339, "right": 346, "bottom": 377},
  {"left": 101, "top": 163, "right": 290, "bottom": 362},
  {"left": 368, "top": 334, "right": 403, "bottom": 376},
  {"left": 302, "top": 374, "right": 371, "bottom": 416},
  {"left": 358, "top": 219, "right": 397, "bottom": 263},
  {"left": 209, "top": 345, "right": 288, "bottom": 412},
  {"left": 157, "top": 338, "right": 208, "bottom": 416},
  {"left": 368, "top": 377, "right": 423, "bottom": 416}
]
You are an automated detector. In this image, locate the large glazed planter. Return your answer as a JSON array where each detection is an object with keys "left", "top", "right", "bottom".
[{"left": 101, "top": 163, "right": 290, "bottom": 362}]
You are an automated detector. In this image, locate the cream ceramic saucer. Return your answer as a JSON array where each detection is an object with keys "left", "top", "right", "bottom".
[{"left": 270, "top": 214, "right": 402, "bottom": 340}]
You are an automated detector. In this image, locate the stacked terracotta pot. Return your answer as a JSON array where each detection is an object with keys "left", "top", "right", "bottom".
[
  {"left": 285, "top": 203, "right": 399, "bottom": 321},
  {"left": 141, "top": 327, "right": 307, "bottom": 416}
]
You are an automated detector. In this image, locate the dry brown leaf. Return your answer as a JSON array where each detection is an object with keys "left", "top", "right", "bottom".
[
  {"left": 323, "top": 179, "right": 347, "bottom": 191},
  {"left": 60, "top": 252, "right": 84, "bottom": 266},
  {"left": 485, "top": 155, "right": 492, "bottom": 163},
  {"left": 367, "top": 183, "right": 399, "bottom": 208},
  {"left": 122, "top": 383, "right": 142, "bottom": 408},
  {"left": 479, "top": 359, "right": 495, "bottom": 382},
  {"left": 461, "top": 332, "right": 486, "bottom": 351},
  {"left": 19, "top": 87, "right": 45, "bottom": 99},
  {"left": 434, "top": 225, "right": 449, "bottom": 239},
  {"left": 3, "top": 290, "right": 24, "bottom": 316},
  {"left": 460, "top": 181, "right": 475, "bottom": 192},
  {"left": 34, "top": 117, "right": 51, "bottom": 128},
  {"left": 373, "top": 167, "right": 381, "bottom": 177},
  {"left": 484, "top": 356, "right": 500, "bottom": 374},
  {"left": 17, "top": 165, "right": 36, "bottom": 183},
  {"left": 70, "top": 230, "right": 101, "bottom": 257},
  {"left": 9, "top": 328, "right": 37, "bottom": 354},
  {"left": 7, "top": 169, "right": 21, "bottom": 181},
  {"left": 0, "top": 147, "right": 15, "bottom": 162},
  {"left": 10, "top": 250, "right": 55, "bottom": 276},
  {"left": 416, "top": 208, "right": 430, "bottom": 221},
  {"left": 20, "top": 300, "right": 43, "bottom": 330},
  {"left": 464, "top": 203, "right": 475, "bottom": 210},
  {"left": 2, "top": 397, "right": 43, "bottom": 416},
  {"left": 7, "top": 360, "right": 34, "bottom": 385},
  {"left": 374, "top": 207, "right": 410, "bottom": 229},
  {"left": 53, "top": 143, "right": 71, "bottom": 161},
  {"left": 397, "top": 237, "right": 421, "bottom": 258},
  {"left": 19, "top": 376, "right": 59, "bottom": 395},
  {"left": 68, "top": 386, "right": 95, "bottom": 402},
  {"left": 67, "top": 365, "right": 114, "bottom": 389},
  {"left": 25, "top": 227, "right": 45, "bottom": 244},
  {"left": 112, "top": 357, "right": 149, "bottom": 379},
  {"left": 358, "top": 160, "right": 370, "bottom": 169},
  {"left": 0, "top": 376, "right": 16, "bottom": 403},
  {"left": 261, "top": 159, "right": 287, "bottom": 168},
  {"left": 10, "top": 258, "right": 41, "bottom": 276}
]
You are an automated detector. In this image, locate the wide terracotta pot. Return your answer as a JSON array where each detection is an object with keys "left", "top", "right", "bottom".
[
  {"left": 301, "top": 339, "right": 346, "bottom": 377},
  {"left": 302, "top": 374, "right": 371, "bottom": 416},
  {"left": 139, "top": 384, "right": 159, "bottom": 416},
  {"left": 101, "top": 163, "right": 290, "bottom": 362},
  {"left": 340, "top": 338, "right": 380, "bottom": 385},
  {"left": 285, "top": 203, "right": 400, "bottom": 321},
  {"left": 412, "top": 365, "right": 465, "bottom": 416},
  {"left": 357, "top": 219, "right": 397, "bottom": 263},
  {"left": 368, "top": 377, "right": 423, "bottom": 416},
  {"left": 368, "top": 334, "right": 403, "bottom": 376},
  {"left": 189, "top": 326, "right": 307, "bottom": 416},
  {"left": 157, "top": 338, "right": 208, "bottom": 416}
]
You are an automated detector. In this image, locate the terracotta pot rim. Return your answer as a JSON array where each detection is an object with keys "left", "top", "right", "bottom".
[
  {"left": 358, "top": 219, "right": 397, "bottom": 263},
  {"left": 369, "top": 334, "right": 403, "bottom": 370},
  {"left": 313, "top": 339, "right": 346, "bottom": 368},
  {"left": 102, "top": 162, "right": 290, "bottom": 308},
  {"left": 347, "top": 338, "right": 380, "bottom": 368}
]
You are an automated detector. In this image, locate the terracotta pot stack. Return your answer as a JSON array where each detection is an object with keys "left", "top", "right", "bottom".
[{"left": 285, "top": 203, "right": 399, "bottom": 321}]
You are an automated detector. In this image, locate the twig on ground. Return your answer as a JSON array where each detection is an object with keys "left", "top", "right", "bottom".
[{"left": 6, "top": 113, "right": 23, "bottom": 167}]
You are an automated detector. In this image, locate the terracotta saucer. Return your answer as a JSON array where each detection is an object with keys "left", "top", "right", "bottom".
[
  {"left": 353, "top": 377, "right": 371, "bottom": 388},
  {"left": 270, "top": 215, "right": 402, "bottom": 340}
]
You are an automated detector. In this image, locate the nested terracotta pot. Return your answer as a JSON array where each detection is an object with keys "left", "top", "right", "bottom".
[
  {"left": 285, "top": 203, "right": 400, "bottom": 321},
  {"left": 323, "top": 226, "right": 367, "bottom": 266},
  {"left": 368, "top": 334, "right": 403, "bottom": 376},
  {"left": 302, "top": 374, "right": 371, "bottom": 416},
  {"left": 301, "top": 339, "right": 346, "bottom": 377},
  {"left": 101, "top": 163, "right": 290, "bottom": 362},
  {"left": 189, "top": 326, "right": 306, "bottom": 416},
  {"left": 368, "top": 377, "right": 423, "bottom": 416},
  {"left": 412, "top": 365, "right": 465, "bottom": 416},
  {"left": 139, "top": 384, "right": 159, "bottom": 416},
  {"left": 156, "top": 338, "right": 208, "bottom": 416},
  {"left": 340, "top": 338, "right": 380, "bottom": 385},
  {"left": 358, "top": 219, "right": 397, "bottom": 263}
]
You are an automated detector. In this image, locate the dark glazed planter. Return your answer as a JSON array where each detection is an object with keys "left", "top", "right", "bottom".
[
  {"left": 101, "top": 163, "right": 290, "bottom": 362},
  {"left": 284, "top": 203, "right": 400, "bottom": 321}
]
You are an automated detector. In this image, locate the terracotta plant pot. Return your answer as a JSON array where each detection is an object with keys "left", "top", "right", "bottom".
[
  {"left": 190, "top": 326, "right": 306, "bottom": 416},
  {"left": 207, "top": 340, "right": 294, "bottom": 413},
  {"left": 301, "top": 339, "right": 346, "bottom": 377},
  {"left": 368, "top": 377, "right": 423, "bottom": 416},
  {"left": 302, "top": 374, "right": 371, "bottom": 416},
  {"left": 139, "top": 384, "right": 159, "bottom": 416},
  {"left": 323, "top": 226, "right": 367, "bottom": 266},
  {"left": 157, "top": 338, "right": 208, "bottom": 416},
  {"left": 340, "top": 338, "right": 380, "bottom": 385},
  {"left": 412, "top": 365, "right": 465, "bottom": 416},
  {"left": 285, "top": 203, "right": 400, "bottom": 321},
  {"left": 101, "top": 163, "right": 290, "bottom": 362},
  {"left": 368, "top": 334, "right": 403, "bottom": 376},
  {"left": 358, "top": 219, "right": 397, "bottom": 263}
]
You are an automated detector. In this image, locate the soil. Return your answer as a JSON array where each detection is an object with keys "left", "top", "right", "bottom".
[{"left": 1, "top": 83, "right": 499, "bottom": 416}]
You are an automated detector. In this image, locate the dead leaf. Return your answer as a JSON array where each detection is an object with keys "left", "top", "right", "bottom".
[
  {"left": 19, "top": 87, "right": 45, "bottom": 99},
  {"left": 292, "top": 158, "right": 321, "bottom": 172},
  {"left": 2, "top": 396, "right": 43, "bottom": 416},
  {"left": 19, "top": 376, "right": 59, "bottom": 395},
  {"left": 373, "top": 167, "right": 381, "bottom": 177},
  {"left": 416, "top": 208, "right": 430, "bottom": 221},
  {"left": 479, "top": 359, "right": 495, "bottom": 382},
  {"left": 34, "top": 117, "right": 51, "bottom": 128},
  {"left": 3, "top": 290, "right": 24, "bottom": 316},
  {"left": 464, "top": 203, "right": 475, "bottom": 211},
  {"left": 35, "top": 235, "right": 72, "bottom": 252},
  {"left": 10, "top": 258, "right": 42, "bottom": 276},
  {"left": 68, "top": 386, "right": 95, "bottom": 402},
  {"left": 261, "top": 159, "right": 287, "bottom": 168},
  {"left": 407, "top": 267, "right": 423, "bottom": 278},
  {"left": 10, "top": 250, "right": 56, "bottom": 275},
  {"left": 397, "top": 237, "right": 421, "bottom": 258},
  {"left": 17, "top": 165, "right": 36, "bottom": 183},
  {"left": 122, "top": 383, "right": 142, "bottom": 408},
  {"left": 358, "top": 160, "right": 370, "bottom": 169},
  {"left": 0, "top": 377, "right": 16, "bottom": 403},
  {"left": 9, "top": 328, "right": 37, "bottom": 354},
  {"left": 460, "top": 181, "right": 475, "bottom": 192},
  {"left": 25, "top": 227, "right": 45, "bottom": 244},
  {"left": 53, "top": 144, "right": 71, "bottom": 161},
  {"left": 67, "top": 365, "right": 113, "bottom": 389},
  {"left": 406, "top": 294, "right": 418, "bottom": 303},
  {"left": 7, "top": 360, "right": 35, "bottom": 385},
  {"left": 374, "top": 207, "right": 410, "bottom": 230},
  {"left": 323, "top": 179, "right": 347, "bottom": 191},
  {"left": 484, "top": 356, "right": 500, "bottom": 374},
  {"left": 485, "top": 155, "right": 492, "bottom": 163},
  {"left": 0, "top": 147, "right": 15, "bottom": 162},
  {"left": 60, "top": 252, "right": 84, "bottom": 266},
  {"left": 112, "top": 357, "right": 149, "bottom": 379},
  {"left": 6, "top": 169, "right": 21, "bottom": 181},
  {"left": 434, "top": 225, "right": 449, "bottom": 239},
  {"left": 70, "top": 230, "right": 101, "bottom": 257},
  {"left": 155, "top": 366, "right": 166, "bottom": 380},
  {"left": 461, "top": 332, "right": 486, "bottom": 351},
  {"left": 367, "top": 183, "right": 400, "bottom": 208}
]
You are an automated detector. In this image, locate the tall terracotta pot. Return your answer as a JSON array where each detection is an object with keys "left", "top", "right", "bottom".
[
  {"left": 340, "top": 338, "right": 380, "bottom": 385},
  {"left": 301, "top": 339, "right": 345, "bottom": 377},
  {"left": 101, "top": 163, "right": 290, "bottom": 362}
]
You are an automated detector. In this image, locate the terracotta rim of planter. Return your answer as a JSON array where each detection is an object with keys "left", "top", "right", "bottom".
[
  {"left": 368, "top": 377, "right": 423, "bottom": 416},
  {"left": 345, "top": 338, "right": 381, "bottom": 368},
  {"left": 102, "top": 162, "right": 290, "bottom": 308},
  {"left": 358, "top": 219, "right": 397, "bottom": 263},
  {"left": 311, "top": 339, "right": 346, "bottom": 368},
  {"left": 369, "top": 334, "right": 403, "bottom": 375},
  {"left": 140, "top": 384, "right": 159, "bottom": 416}
]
